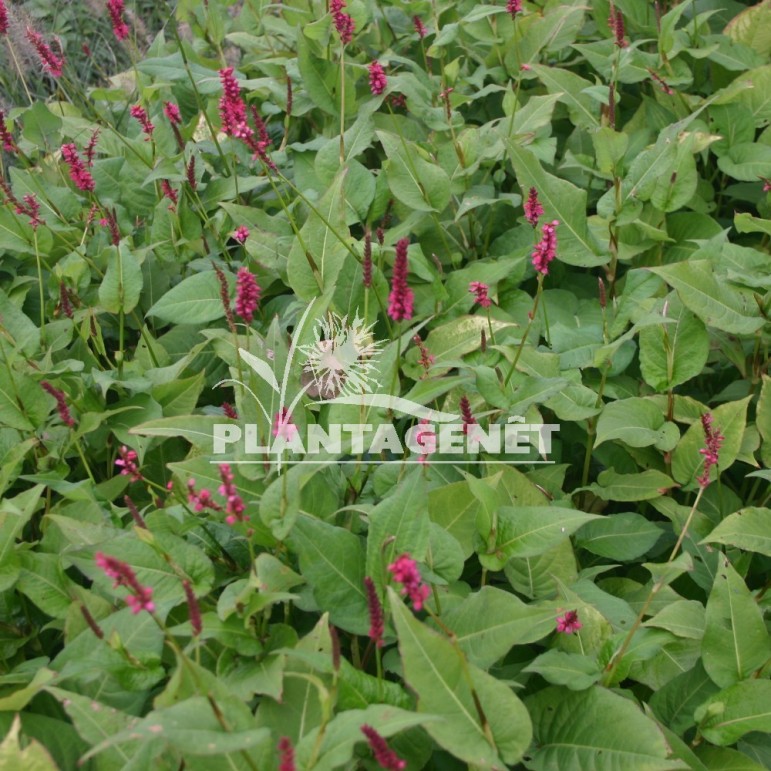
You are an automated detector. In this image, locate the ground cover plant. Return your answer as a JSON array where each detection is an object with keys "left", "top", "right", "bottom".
[{"left": 1, "top": 0, "right": 771, "bottom": 768}]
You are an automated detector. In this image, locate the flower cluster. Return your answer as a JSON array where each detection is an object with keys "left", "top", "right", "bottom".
[
  {"left": 163, "top": 101, "right": 182, "bottom": 125},
  {"left": 364, "top": 576, "right": 384, "bottom": 648},
  {"left": 160, "top": 180, "right": 178, "bottom": 208},
  {"left": 187, "top": 479, "right": 223, "bottom": 513},
  {"left": 360, "top": 725, "right": 406, "bottom": 771},
  {"left": 388, "top": 553, "right": 430, "bottom": 611},
  {"left": 414, "top": 16, "right": 427, "bottom": 38},
  {"left": 362, "top": 229, "right": 373, "bottom": 288},
  {"left": 531, "top": 220, "right": 559, "bottom": 275},
  {"left": 278, "top": 737, "right": 296, "bottom": 771},
  {"left": 222, "top": 402, "right": 238, "bottom": 419},
  {"left": 523, "top": 187, "right": 544, "bottom": 227},
  {"left": 507, "top": 0, "right": 522, "bottom": 18},
  {"left": 459, "top": 395, "right": 476, "bottom": 435},
  {"left": 413, "top": 334, "right": 434, "bottom": 374},
  {"left": 130, "top": 105, "right": 155, "bottom": 138},
  {"left": 15, "top": 194, "right": 44, "bottom": 230},
  {"left": 415, "top": 419, "right": 437, "bottom": 464},
  {"left": 235, "top": 267, "right": 260, "bottom": 324},
  {"left": 107, "top": 0, "right": 130, "bottom": 41},
  {"left": 182, "top": 579, "right": 202, "bottom": 636},
  {"left": 272, "top": 408, "right": 297, "bottom": 441},
  {"left": 233, "top": 225, "right": 250, "bottom": 243},
  {"left": 387, "top": 238, "right": 414, "bottom": 321},
  {"left": 469, "top": 281, "right": 491, "bottom": 308},
  {"left": 369, "top": 61, "right": 387, "bottom": 95},
  {"left": 41, "top": 381, "right": 75, "bottom": 427},
  {"left": 0, "top": 0, "right": 7, "bottom": 35},
  {"left": 95, "top": 552, "right": 155, "bottom": 614},
  {"left": 556, "top": 610, "right": 582, "bottom": 634},
  {"left": 330, "top": 0, "right": 355, "bottom": 44},
  {"left": 115, "top": 445, "right": 142, "bottom": 482},
  {"left": 0, "top": 109, "right": 16, "bottom": 153},
  {"left": 61, "top": 144, "right": 96, "bottom": 192},
  {"left": 610, "top": 4, "right": 627, "bottom": 48},
  {"left": 219, "top": 463, "right": 247, "bottom": 524},
  {"left": 26, "top": 27, "right": 64, "bottom": 77},
  {"left": 697, "top": 413, "right": 724, "bottom": 488}
]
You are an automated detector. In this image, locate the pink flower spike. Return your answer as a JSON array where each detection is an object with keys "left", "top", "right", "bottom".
[
  {"left": 278, "top": 737, "right": 296, "bottom": 771},
  {"left": 41, "top": 381, "right": 75, "bottom": 427},
  {"left": 107, "top": 0, "right": 130, "bottom": 40},
  {"left": 0, "top": 0, "right": 8, "bottom": 35},
  {"left": 459, "top": 396, "right": 476, "bottom": 435},
  {"left": 387, "top": 238, "right": 414, "bottom": 321},
  {"left": 507, "top": 0, "right": 522, "bottom": 18},
  {"left": 182, "top": 579, "right": 202, "bottom": 636},
  {"left": 26, "top": 28, "right": 64, "bottom": 77},
  {"left": 697, "top": 413, "right": 724, "bottom": 488},
  {"left": 233, "top": 226, "right": 250, "bottom": 243},
  {"left": 610, "top": 4, "right": 628, "bottom": 48},
  {"left": 330, "top": 0, "right": 355, "bottom": 44},
  {"left": 115, "top": 445, "right": 142, "bottom": 482},
  {"left": 360, "top": 725, "right": 407, "bottom": 771},
  {"left": 0, "top": 109, "right": 15, "bottom": 153},
  {"left": 61, "top": 144, "right": 96, "bottom": 192},
  {"left": 187, "top": 479, "right": 223, "bottom": 513},
  {"left": 415, "top": 418, "right": 436, "bottom": 465},
  {"left": 369, "top": 61, "right": 387, "bottom": 96},
  {"left": 413, "top": 16, "right": 427, "bottom": 38},
  {"left": 556, "top": 610, "right": 582, "bottom": 634},
  {"left": 364, "top": 576, "right": 384, "bottom": 648},
  {"left": 388, "top": 553, "right": 430, "bottom": 611},
  {"left": 469, "top": 281, "right": 492, "bottom": 308},
  {"left": 163, "top": 102, "right": 182, "bottom": 125},
  {"left": 95, "top": 552, "right": 154, "bottom": 614},
  {"left": 218, "top": 463, "right": 248, "bottom": 524},
  {"left": 130, "top": 105, "right": 155, "bottom": 137},
  {"left": 523, "top": 186, "right": 544, "bottom": 228},
  {"left": 235, "top": 267, "right": 260, "bottom": 324},
  {"left": 222, "top": 402, "right": 238, "bottom": 419},
  {"left": 272, "top": 407, "right": 297, "bottom": 441},
  {"left": 531, "top": 219, "right": 559, "bottom": 275},
  {"left": 219, "top": 67, "right": 251, "bottom": 139}
]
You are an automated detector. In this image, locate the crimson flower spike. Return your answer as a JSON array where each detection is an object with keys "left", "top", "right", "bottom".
[
  {"left": 697, "top": 413, "right": 724, "bottom": 488},
  {"left": 387, "top": 238, "right": 414, "bottom": 321},
  {"left": 364, "top": 577, "right": 384, "bottom": 648},
  {"left": 360, "top": 725, "right": 406, "bottom": 771}
]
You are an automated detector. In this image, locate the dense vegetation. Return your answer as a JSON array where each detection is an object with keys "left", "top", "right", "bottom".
[{"left": 1, "top": 0, "right": 770, "bottom": 768}]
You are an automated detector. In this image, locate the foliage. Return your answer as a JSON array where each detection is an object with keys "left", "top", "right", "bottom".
[{"left": 0, "top": 0, "right": 770, "bottom": 769}]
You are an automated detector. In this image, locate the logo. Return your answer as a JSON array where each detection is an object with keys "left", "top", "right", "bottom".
[{"left": 213, "top": 305, "right": 558, "bottom": 468}]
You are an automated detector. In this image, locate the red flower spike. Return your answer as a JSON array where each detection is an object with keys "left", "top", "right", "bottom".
[
  {"left": 360, "top": 725, "right": 407, "bottom": 771},
  {"left": 364, "top": 577, "right": 384, "bottom": 648},
  {"left": 387, "top": 238, "right": 414, "bottom": 321}
]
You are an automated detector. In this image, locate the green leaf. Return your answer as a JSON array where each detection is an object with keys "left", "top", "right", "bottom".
[
  {"left": 99, "top": 246, "right": 143, "bottom": 314},
  {"left": 146, "top": 271, "right": 233, "bottom": 325},
  {"left": 366, "top": 468, "right": 430, "bottom": 594},
  {"left": 583, "top": 469, "right": 677, "bottom": 502},
  {"left": 290, "top": 515, "right": 368, "bottom": 635},
  {"left": 576, "top": 513, "right": 662, "bottom": 561},
  {"left": 297, "top": 34, "right": 339, "bottom": 116},
  {"left": 524, "top": 650, "right": 601, "bottom": 691},
  {"left": 703, "top": 507, "right": 771, "bottom": 557},
  {"left": 639, "top": 304, "right": 709, "bottom": 392},
  {"left": 428, "top": 481, "right": 480, "bottom": 559},
  {"left": 377, "top": 131, "right": 451, "bottom": 213},
  {"left": 648, "top": 261, "right": 765, "bottom": 335},
  {"left": 508, "top": 144, "right": 606, "bottom": 267},
  {"left": 286, "top": 168, "right": 348, "bottom": 301},
  {"left": 0, "top": 716, "right": 58, "bottom": 771},
  {"left": 717, "top": 142, "right": 771, "bottom": 181},
  {"left": 441, "top": 586, "right": 558, "bottom": 669},
  {"left": 527, "top": 686, "right": 689, "bottom": 770},
  {"left": 529, "top": 65, "right": 599, "bottom": 129},
  {"left": 482, "top": 506, "right": 599, "bottom": 567},
  {"left": 650, "top": 661, "right": 720, "bottom": 736},
  {"left": 390, "top": 589, "right": 532, "bottom": 768},
  {"left": 702, "top": 557, "right": 771, "bottom": 688},
  {"left": 695, "top": 680, "right": 771, "bottom": 746},
  {"left": 595, "top": 398, "right": 678, "bottom": 450}
]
